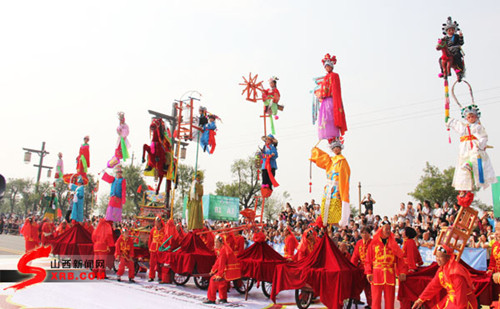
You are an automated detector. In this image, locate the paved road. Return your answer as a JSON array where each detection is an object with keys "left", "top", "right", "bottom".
[{"left": 0, "top": 234, "right": 25, "bottom": 255}]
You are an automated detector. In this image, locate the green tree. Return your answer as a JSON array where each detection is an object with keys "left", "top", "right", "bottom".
[
  {"left": 263, "top": 191, "right": 290, "bottom": 222},
  {"left": 215, "top": 154, "right": 260, "bottom": 210},
  {"left": 122, "top": 164, "right": 147, "bottom": 215},
  {"left": 409, "top": 162, "right": 457, "bottom": 205},
  {"left": 5, "top": 178, "right": 30, "bottom": 214}
]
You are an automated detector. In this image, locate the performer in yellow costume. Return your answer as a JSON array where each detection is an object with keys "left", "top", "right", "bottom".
[{"left": 310, "top": 139, "right": 350, "bottom": 226}]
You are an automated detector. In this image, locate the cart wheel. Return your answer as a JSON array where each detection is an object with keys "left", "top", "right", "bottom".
[
  {"left": 295, "top": 289, "right": 313, "bottom": 309},
  {"left": 194, "top": 276, "right": 210, "bottom": 290},
  {"left": 233, "top": 278, "right": 254, "bottom": 294},
  {"left": 172, "top": 273, "right": 191, "bottom": 286},
  {"left": 261, "top": 281, "right": 272, "bottom": 298}
]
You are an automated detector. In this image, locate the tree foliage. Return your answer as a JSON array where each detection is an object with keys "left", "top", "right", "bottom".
[
  {"left": 409, "top": 162, "right": 457, "bottom": 205},
  {"left": 215, "top": 154, "right": 260, "bottom": 209}
]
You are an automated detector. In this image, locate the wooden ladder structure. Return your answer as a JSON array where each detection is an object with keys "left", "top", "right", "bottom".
[{"left": 434, "top": 206, "right": 478, "bottom": 260}]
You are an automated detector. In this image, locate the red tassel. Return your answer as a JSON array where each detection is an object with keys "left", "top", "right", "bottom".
[{"left": 309, "top": 182, "right": 312, "bottom": 193}]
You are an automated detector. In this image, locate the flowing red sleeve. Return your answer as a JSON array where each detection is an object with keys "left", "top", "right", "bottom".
[
  {"left": 331, "top": 73, "right": 347, "bottom": 135},
  {"left": 114, "top": 238, "right": 121, "bottom": 258},
  {"left": 102, "top": 172, "right": 114, "bottom": 184},
  {"left": 489, "top": 243, "right": 499, "bottom": 271}
]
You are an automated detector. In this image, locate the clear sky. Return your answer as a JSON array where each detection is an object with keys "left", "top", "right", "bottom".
[{"left": 1, "top": 0, "right": 499, "bottom": 217}]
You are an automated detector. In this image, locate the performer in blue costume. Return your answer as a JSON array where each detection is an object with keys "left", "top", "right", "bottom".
[
  {"left": 260, "top": 134, "right": 279, "bottom": 197},
  {"left": 69, "top": 176, "right": 85, "bottom": 222},
  {"left": 200, "top": 115, "right": 217, "bottom": 154},
  {"left": 102, "top": 165, "right": 126, "bottom": 222}
]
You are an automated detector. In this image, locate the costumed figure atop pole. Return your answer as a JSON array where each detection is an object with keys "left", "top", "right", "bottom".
[
  {"left": 54, "top": 152, "right": 64, "bottom": 182},
  {"left": 200, "top": 114, "right": 218, "bottom": 154},
  {"left": 41, "top": 189, "right": 59, "bottom": 222},
  {"left": 108, "top": 112, "right": 130, "bottom": 168},
  {"left": 77, "top": 136, "right": 90, "bottom": 177},
  {"left": 262, "top": 76, "right": 282, "bottom": 135},
  {"left": 437, "top": 16, "right": 465, "bottom": 82},
  {"left": 142, "top": 118, "right": 172, "bottom": 194},
  {"left": 411, "top": 245, "right": 477, "bottom": 309},
  {"left": 260, "top": 134, "right": 279, "bottom": 198},
  {"left": 187, "top": 170, "right": 204, "bottom": 231},
  {"left": 309, "top": 138, "right": 350, "bottom": 227},
  {"left": 314, "top": 54, "right": 347, "bottom": 141},
  {"left": 447, "top": 103, "right": 496, "bottom": 205},
  {"left": 102, "top": 165, "right": 126, "bottom": 223},
  {"left": 68, "top": 175, "right": 85, "bottom": 223}
]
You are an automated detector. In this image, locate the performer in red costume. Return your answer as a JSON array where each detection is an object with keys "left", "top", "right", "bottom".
[
  {"left": 56, "top": 220, "right": 69, "bottom": 236},
  {"left": 233, "top": 231, "right": 245, "bottom": 257},
  {"left": 296, "top": 228, "right": 316, "bottom": 261},
  {"left": 315, "top": 53, "right": 347, "bottom": 140},
  {"left": 160, "top": 219, "right": 179, "bottom": 284},
  {"left": 40, "top": 218, "right": 55, "bottom": 246},
  {"left": 402, "top": 227, "right": 423, "bottom": 272},
  {"left": 283, "top": 225, "right": 298, "bottom": 261},
  {"left": 21, "top": 218, "right": 39, "bottom": 253},
  {"left": 115, "top": 228, "right": 135, "bottom": 283},
  {"left": 365, "top": 220, "right": 408, "bottom": 309},
  {"left": 412, "top": 245, "right": 477, "bottom": 309},
  {"left": 487, "top": 224, "right": 500, "bottom": 301},
  {"left": 351, "top": 227, "right": 373, "bottom": 308},
  {"left": 92, "top": 219, "right": 114, "bottom": 279},
  {"left": 76, "top": 136, "right": 90, "bottom": 177},
  {"left": 203, "top": 234, "right": 241, "bottom": 304},
  {"left": 148, "top": 217, "right": 165, "bottom": 282}
]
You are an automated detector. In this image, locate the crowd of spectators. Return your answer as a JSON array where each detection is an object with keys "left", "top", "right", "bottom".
[{"left": 2, "top": 193, "right": 497, "bottom": 257}]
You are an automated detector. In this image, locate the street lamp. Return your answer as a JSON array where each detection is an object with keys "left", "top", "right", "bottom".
[
  {"left": 22, "top": 142, "right": 53, "bottom": 193},
  {"left": 24, "top": 151, "right": 32, "bottom": 164}
]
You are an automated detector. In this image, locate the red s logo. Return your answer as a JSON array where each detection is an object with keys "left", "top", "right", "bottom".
[{"left": 4, "top": 246, "right": 51, "bottom": 291}]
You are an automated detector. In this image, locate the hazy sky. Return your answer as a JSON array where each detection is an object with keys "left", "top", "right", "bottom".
[{"left": 1, "top": 0, "right": 499, "bottom": 217}]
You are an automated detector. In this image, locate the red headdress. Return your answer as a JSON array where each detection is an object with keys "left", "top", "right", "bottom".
[{"left": 322, "top": 53, "right": 337, "bottom": 67}]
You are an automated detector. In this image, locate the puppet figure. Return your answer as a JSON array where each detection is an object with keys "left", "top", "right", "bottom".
[
  {"left": 108, "top": 112, "right": 130, "bottom": 168},
  {"left": 310, "top": 139, "right": 350, "bottom": 227},
  {"left": 437, "top": 16, "right": 465, "bottom": 81},
  {"left": 200, "top": 115, "right": 217, "bottom": 154},
  {"left": 76, "top": 136, "right": 90, "bottom": 177},
  {"left": 260, "top": 134, "right": 279, "bottom": 198},
  {"left": 446, "top": 104, "right": 496, "bottom": 193},
  {"left": 102, "top": 165, "right": 127, "bottom": 222},
  {"left": 315, "top": 54, "right": 347, "bottom": 141}
]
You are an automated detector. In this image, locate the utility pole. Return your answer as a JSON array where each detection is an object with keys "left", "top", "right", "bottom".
[
  {"left": 358, "top": 182, "right": 362, "bottom": 216},
  {"left": 23, "top": 142, "right": 53, "bottom": 193}
]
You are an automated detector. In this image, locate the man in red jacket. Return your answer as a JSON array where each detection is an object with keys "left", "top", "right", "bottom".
[
  {"left": 203, "top": 234, "right": 241, "bottom": 304},
  {"left": 148, "top": 217, "right": 165, "bottom": 282},
  {"left": 115, "top": 228, "right": 135, "bottom": 283},
  {"left": 40, "top": 218, "right": 55, "bottom": 246},
  {"left": 351, "top": 227, "right": 372, "bottom": 308},
  {"left": 160, "top": 219, "right": 179, "bottom": 284},
  {"left": 412, "top": 245, "right": 477, "bottom": 309},
  {"left": 365, "top": 221, "right": 408, "bottom": 309}
]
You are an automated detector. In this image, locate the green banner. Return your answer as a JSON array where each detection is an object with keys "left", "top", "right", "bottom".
[
  {"left": 183, "top": 194, "right": 240, "bottom": 221},
  {"left": 492, "top": 177, "right": 500, "bottom": 218}
]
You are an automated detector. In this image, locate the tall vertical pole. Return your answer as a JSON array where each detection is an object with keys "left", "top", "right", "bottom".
[
  {"left": 35, "top": 142, "right": 46, "bottom": 193},
  {"left": 358, "top": 182, "right": 362, "bottom": 215}
]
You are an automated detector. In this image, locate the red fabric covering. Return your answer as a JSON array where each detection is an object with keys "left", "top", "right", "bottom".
[
  {"left": 164, "top": 232, "right": 216, "bottom": 275},
  {"left": 271, "top": 236, "right": 363, "bottom": 309},
  {"left": 238, "top": 241, "right": 286, "bottom": 283},
  {"left": 402, "top": 238, "right": 423, "bottom": 272},
  {"left": 51, "top": 223, "right": 93, "bottom": 257},
  {"left": 398, "top": 261, "right": 492, "bottom": 308}
]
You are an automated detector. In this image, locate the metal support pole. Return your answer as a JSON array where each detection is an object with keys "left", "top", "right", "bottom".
[{"left": 358, "top": 182, "right": 362, "bottom": 215}]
